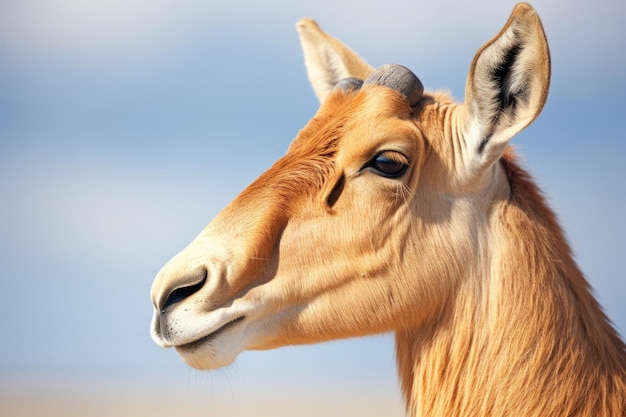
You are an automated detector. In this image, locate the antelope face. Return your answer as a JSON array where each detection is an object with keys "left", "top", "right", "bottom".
[{"left": 149, "top": 68, "right": 454, "bottom": 370}]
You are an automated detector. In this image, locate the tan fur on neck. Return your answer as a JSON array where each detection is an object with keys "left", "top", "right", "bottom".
[{"left": 396, "top": 150, "right": 626, "bottom": 416}]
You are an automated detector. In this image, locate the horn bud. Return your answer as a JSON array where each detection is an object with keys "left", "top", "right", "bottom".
[
  {"left": 334, "top": 77, "right": 364, "bottom": 92},
  {"left": 363, "top": 64, "right": 424, "bottom": 106}
]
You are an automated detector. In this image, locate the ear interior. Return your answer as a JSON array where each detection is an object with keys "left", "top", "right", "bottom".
[{"left": 465, "top": 3, "right": 550, "bottom": 158}]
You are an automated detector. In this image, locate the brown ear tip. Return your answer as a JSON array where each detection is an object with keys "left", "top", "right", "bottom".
[
  {"left": 511, "top": 3, "right": 540, "bottom": 23},
  {"left": 513, "top": 2, "right": 536, "bottom": 14},
  {"left": 296, "top": 18, "right": 320, "bottom": 31}
]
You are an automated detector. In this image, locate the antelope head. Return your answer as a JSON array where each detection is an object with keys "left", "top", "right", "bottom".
[{"left": 150, "top": 3, "right": 550, "bottom": 371}]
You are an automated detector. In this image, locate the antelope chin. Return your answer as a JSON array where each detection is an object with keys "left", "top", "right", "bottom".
[
  {"left": 177, "top": 316, "right": 246, "bottom": 351},
  {"left": 174, "top": 316, "right": 249, "bottom": 370}
]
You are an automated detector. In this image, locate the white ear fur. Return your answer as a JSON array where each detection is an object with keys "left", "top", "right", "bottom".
[
  {"left": 463, "top": 3, "right": 550, "bottom": 166},
  {"left": 297, "top": 18, "right": 374, "bottom": 102}
]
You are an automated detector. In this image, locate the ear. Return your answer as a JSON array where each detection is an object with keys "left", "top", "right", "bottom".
[
  {"left": 297, "top": 18, "right": 374, "bottom": 102},
  {"left": 463, "top": 3, "right": 550, "bottom": 164}
]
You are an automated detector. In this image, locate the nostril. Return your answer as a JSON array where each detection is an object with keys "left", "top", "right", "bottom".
[{"left": 161, "top": 274, "right": 207, "bottom": 312}]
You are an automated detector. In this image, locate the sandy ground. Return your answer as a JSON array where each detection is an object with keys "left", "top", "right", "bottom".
[{"left": 0, "top": 381, "right": 405, "bottom": 417}]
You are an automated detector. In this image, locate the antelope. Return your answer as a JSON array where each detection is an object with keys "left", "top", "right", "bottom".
[{"left": 150, "top": 3, "right": 626, "bottom": 416}]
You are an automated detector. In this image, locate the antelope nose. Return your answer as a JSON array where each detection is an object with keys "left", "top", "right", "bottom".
[{"left": 155, "top": 268, "right": 207, "bottom": 313}]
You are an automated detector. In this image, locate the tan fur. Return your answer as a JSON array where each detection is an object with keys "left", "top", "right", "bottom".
[
  {"left": 150, "top": 3, "right": 626, "bottom": 415},
  {"left": 396, "top": 148, "right": 626, "bottom": 416}
]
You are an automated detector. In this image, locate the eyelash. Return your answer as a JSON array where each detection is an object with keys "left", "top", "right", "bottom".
[{"left": 368, "top": 151, "right": 409, "bottom": 178}]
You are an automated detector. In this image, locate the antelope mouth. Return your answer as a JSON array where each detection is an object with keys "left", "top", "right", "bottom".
[{"left": 177, "top": 316, "right": 246, "bottom": 351}]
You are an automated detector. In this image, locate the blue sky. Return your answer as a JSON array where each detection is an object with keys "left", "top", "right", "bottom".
[{"left": 0, "top": 0, "right": 624, "bottom": 409}]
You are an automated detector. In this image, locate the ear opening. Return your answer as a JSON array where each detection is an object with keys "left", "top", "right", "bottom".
[
  {"left": 297, "top": 18, "right": 374, "bottom": 102},
  {"left": 464, "top": 3, "right": 551, "bottom": 159}
]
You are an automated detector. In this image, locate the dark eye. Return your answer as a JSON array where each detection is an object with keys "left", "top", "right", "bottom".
[{"left": 371, "top": 151, "right": 408, "bottom": 178}]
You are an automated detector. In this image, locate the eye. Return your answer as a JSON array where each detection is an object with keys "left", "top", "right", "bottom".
[{"left": 371, "top": 151, "right": 409, "bottom": 178}]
